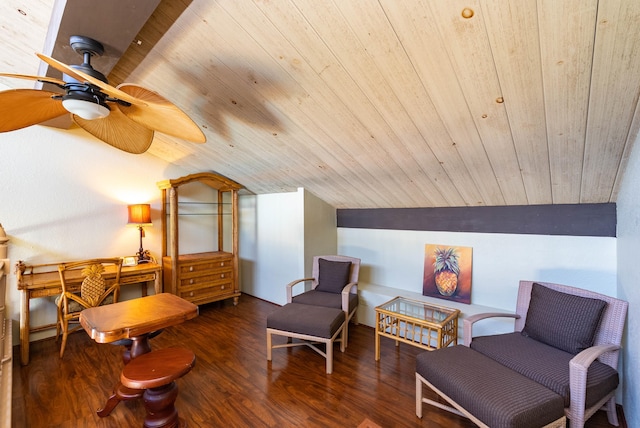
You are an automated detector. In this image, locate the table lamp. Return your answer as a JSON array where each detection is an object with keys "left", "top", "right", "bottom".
[{"left": 127, "top": 204, "right": 153, "bottom": 264}]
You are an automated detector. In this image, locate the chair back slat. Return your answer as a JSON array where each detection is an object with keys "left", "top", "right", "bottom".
[{"left": 56, "top": 257, "right": 123, "bottom": 358}]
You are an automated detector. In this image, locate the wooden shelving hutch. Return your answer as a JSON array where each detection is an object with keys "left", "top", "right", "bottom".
[{"left": 157, "top": 172, "right": 243, "bottom": 306}]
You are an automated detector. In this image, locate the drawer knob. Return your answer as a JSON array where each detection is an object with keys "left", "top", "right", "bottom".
[
  {"left": 221, "top": 285, "right": 225, "bottom": 290},
  {"left": 220, "top": 274, "right": 225, "bottom": 278},
  {"left": 220, "top": 262, "right": 224, "bottom": 266},
  {"left": 189, "top": 291, "right": 194, "bottom": 297},
  {"left": 189, "top": 266, "right": 194, "bottom": 272},
  {"left": 189, "top": 279, "right": 194, "bottom": 284}
]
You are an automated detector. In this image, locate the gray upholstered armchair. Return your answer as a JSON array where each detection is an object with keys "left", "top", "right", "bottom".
[
  {"left": 464, "top": 280, "right": 628, "bottom": 428},
  {"left": 286, "top": 255, "right": 360, "bottom": 346}
]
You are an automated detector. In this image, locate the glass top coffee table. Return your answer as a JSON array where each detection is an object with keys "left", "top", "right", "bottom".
[{"left": 375, "top": 296, "right": 460, "bottom": 361}]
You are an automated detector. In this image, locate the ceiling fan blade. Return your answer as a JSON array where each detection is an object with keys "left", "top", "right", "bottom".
[
  {"left": 0, "top": 89, "right": 68, "bottom": 132},
  {"left": 73, "top": 102, "right": 154, "bottom": 154},
  {"left": 0, "top": 73, "right": 66, "bottom": 87},
  {"left": 116, "top": 83, "right": 206, "bottom": 143},
  {"left": 36, "top": 53, "right": 147, "bottom": 107}
]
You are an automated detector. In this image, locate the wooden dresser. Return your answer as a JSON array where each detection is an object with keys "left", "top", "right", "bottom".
[{"left": 157, "top": 172, "right": 243, "bottom": 306}]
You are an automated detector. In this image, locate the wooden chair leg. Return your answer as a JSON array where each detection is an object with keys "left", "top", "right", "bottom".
[
  {"left": 55, "top": 309, "right": 61, "bottom": 342},
  {"left": 59, "top": 319, "right": 68, "bottom": 358}
]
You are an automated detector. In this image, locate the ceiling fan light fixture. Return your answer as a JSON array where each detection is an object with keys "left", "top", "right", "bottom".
[
  {"left": 62, "top": 90, "right": 110, "bottom": 120},
  {"left": 62, "top": 98, "right": 110, "bottom": 120}
]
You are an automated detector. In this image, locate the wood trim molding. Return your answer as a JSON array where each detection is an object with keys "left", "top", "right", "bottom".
[{"left": 337, "top": 203, "right": 616, "bottom": 237}]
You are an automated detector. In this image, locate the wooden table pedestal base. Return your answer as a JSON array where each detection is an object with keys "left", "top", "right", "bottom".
[
  {"left": 97, "top": 384, "right": 144, "bottom": 417},
  {"left": 140, "top": 382, "right": 183, "bottom": 428},
  {"left": 120, "top": 347, "right": 196, "bottom": 428},
  {"left": 97, "top": 334, "right": 152, "bottom": 417}
]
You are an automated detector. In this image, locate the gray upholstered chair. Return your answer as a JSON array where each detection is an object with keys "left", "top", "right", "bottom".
[
  {"left": 464, "top": 280, "right": 628, "bottom": 428},
  {"left": 286, "top": 255, "right": 360, "bottom": 346}
]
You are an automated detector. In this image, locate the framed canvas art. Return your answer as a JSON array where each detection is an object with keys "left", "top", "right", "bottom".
[{"left": 423, "top": 244, "right": 473, "bottom": 304}]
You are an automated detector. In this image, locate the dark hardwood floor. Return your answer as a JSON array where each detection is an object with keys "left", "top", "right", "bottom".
[{"left": 12, "top": 294, "right": 624, "bottom": 427}]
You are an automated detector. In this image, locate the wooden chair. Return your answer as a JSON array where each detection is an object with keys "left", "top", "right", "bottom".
[
  {"left": 56, "top": 258, "right": 123, "bottom": 358},
  {"left": 286, "top": 255, "right": 360, "bottom": 346}
]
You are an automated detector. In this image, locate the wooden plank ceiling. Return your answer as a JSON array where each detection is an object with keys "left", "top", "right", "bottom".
[{"left": 2, "top": 0, "right": 640, "bottom": 209}]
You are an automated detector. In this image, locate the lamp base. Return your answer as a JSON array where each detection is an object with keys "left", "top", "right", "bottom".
[
  {"left": 136, "top": 249, "right": 151, "bottom": 264},
  {"left": 136, "top": 225, "right": 151, "bottom": 264}
]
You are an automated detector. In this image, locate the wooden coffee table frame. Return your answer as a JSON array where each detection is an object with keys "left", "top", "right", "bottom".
[{"left": 375, "top": 296, "right": 459, "bottom": 361}]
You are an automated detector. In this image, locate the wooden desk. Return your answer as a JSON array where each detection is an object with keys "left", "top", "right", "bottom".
[
  {"left": 80, "top": 293, "right": 198, "bottom": 418},
  {"left": 15, "top": 261, "right": 162, "bottom": 365}
]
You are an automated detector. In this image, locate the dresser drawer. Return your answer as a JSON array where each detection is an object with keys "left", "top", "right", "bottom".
[
  {"left": 179, "top": 282, "right": 233, "bottom": 301},
  {"left": 178, "top": 270, "right": 233, "bottom": 288},
  {"left": 177, "top": 258, "right": 232, "bottom": 275}
]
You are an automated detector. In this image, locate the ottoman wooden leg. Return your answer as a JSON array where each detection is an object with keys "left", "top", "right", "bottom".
[{"left": 266, "top": 330, "right": 272, "bottom": 361}]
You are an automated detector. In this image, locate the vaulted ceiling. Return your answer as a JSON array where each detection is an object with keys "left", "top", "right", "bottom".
[{"left": 2, "top": 0, "right": 640, "bottom": 208}]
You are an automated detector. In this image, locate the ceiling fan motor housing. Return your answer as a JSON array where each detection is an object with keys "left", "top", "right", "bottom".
[
  {"left": 65, "top": 36, "right": 109, "bottom": 84},
  {"left": 69, "top": 35, "right": 104, "bottom": 57},
  {"left": 60, "top": 36, "right": 111, "bottom": 120}
]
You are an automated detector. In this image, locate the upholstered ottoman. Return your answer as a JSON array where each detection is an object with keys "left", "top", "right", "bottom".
[
  {"left": 416, "top": 345, "right": 566, "bottom": 428},
  {"left": 266, "top": 303, "right": 346, "bottom": 374}
]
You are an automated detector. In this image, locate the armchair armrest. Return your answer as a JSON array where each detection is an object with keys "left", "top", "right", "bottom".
[
  {"left": 285, "top": 278, "right": 314, "bottom": 303},
  {"left": 569, "top": 344, "right": 621, "bottom": 419},
  {"left": 571, "top": 344, "right": 620, "bottom": 369},
  {"left": 463, "top": 312, "right": 520, "bottom": 346},
  {"left": 340, "top": 282, "right": 358, "bottom": 313}
]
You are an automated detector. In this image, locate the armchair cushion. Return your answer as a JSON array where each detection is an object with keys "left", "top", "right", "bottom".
[
  {"left": 470, "top": 332, "right": 619, "bottom": 407},
  {"left": 292, "top": 290, "right": 358, "bottom": 313},
  {"left": 315, "top": 258, "right": 352, "bottom": 294},
  {"left": 54, "top": 294, "right": 115, "bottom": 314},
  {"left": 521, "top": 283, "right": 606, "bottom": 354}
]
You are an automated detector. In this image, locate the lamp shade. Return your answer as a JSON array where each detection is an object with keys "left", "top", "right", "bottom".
[{"left": 127, "top": 204, "right": 152, "bottom": 225}]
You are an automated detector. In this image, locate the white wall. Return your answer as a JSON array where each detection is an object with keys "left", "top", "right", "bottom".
[
  {"left": 239, "top": 189, "right": 304, "bottom": 304},
  {"left": 303, "top": 189, "right": 337, "bottom": 277},
  {"left": 238, "top": 187, "right": 336, "bottom": 305},
  {"left": 615, "top": 133, "right": 640, "bottom": 426},
  {"left": 1, "top": 125, "right": 188, "bottom": 344}
]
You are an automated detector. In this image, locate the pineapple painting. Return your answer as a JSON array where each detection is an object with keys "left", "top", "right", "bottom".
[
  {"left": 433, "top": 247, "right": 460, "bottom": 296},
  {"left": 423, "top": 244, "right": 472, "bottom": 304}
]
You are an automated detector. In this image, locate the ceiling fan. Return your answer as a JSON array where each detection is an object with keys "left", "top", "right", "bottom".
[{"left": 0, "top": 35, "right": 205, "bottom": 154}]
